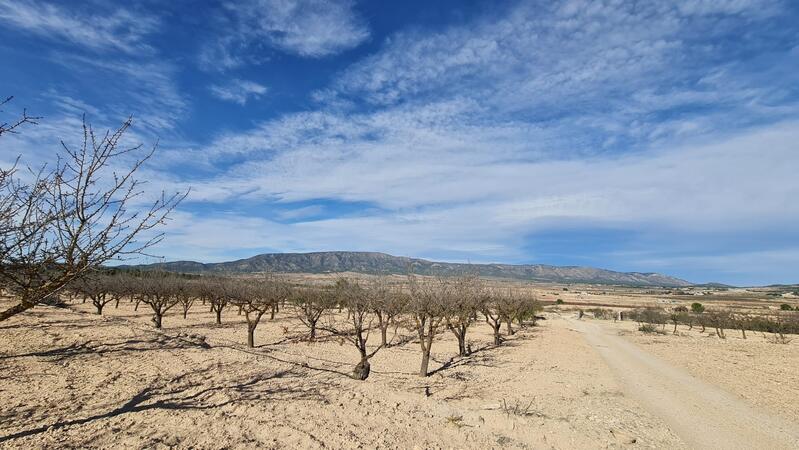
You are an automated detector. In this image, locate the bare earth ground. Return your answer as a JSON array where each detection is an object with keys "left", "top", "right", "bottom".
[
  {"left": 569, "top": 318, "right": 799, "bottom": 449},
  {"left": 1, "top": 299, "right": 683, "bottom": 449},
  {"left": 607, "top": 319, "right": 799, "bottom": 426},
  {"left": 1, "top": 295, "right": 797, "bottom": 449}
]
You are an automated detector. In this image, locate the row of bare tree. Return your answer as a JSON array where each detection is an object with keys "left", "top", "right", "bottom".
[
  {"left": 65, "top": 272, "right": 542, "bottom": 379},
  {"left": 628, "top": 306, "right": 799, "bottom": 342}
]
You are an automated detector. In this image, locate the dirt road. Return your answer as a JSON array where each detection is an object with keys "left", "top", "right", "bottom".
[{"left": 568, "top": 317, "right": 799, "bottom": 449}]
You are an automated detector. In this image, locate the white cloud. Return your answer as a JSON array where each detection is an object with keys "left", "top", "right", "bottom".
[
  {"left": 7, "top": 0, "right": 793, "bottom": 283},
  {"left": 209, "top": 79, "right": 268, "bottom": 105},
  {"left": 152, "top": 119, "right": 799, "bottom": 268},
  {"left": 146, "top": 0, "right": 797, "bottom": 280},
  {"left": 238, "top": 0, "right": 369, "bottom": 57},
  {"left": 0, "top": 0, "right": 159, "bottom": 53},
  {"left": 204, "top": 0, "right": 369, "bottom": 66},
  {"left": 54, "top": 54, "right": 188, "bottom": 132},
  {"left": 325, "top": 0, "right": 786, "bottom": 135}
]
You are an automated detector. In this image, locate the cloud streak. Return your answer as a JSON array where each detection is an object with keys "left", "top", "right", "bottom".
[
  {"left": 0, "top": 0, "right": 159, "bottom": 53},
  {"left": 200, "top": 0, "right": 370, "bottom": 70},
  {"left": 210, "top": 79, "right": 268, "bottom": 105},
  {"left": 4, "top": 0, "right": 798, "bottom": 284}
]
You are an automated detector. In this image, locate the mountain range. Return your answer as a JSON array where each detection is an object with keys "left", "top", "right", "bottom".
[{"left": 123, "top": 251, "right": 693, "bottom": 287}]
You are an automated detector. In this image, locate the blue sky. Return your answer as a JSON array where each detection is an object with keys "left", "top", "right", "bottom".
[{"left": 1, "top": 0, "right": 798, "bottom": 285}]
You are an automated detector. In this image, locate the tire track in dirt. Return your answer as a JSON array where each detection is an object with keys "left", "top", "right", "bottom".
[{"left": 568, "top": 318, "right": 799, "bottom": 450}]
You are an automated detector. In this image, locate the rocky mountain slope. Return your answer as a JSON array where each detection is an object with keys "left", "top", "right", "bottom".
[{"left": 124, "top": 251, "right": 692, "bottom": 287}]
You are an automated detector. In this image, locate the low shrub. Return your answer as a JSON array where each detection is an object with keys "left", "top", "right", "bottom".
[{"left": 638, "top": 323, "right": 659, "bottom": 334}]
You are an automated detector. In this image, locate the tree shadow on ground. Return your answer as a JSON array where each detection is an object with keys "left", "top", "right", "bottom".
[
  {"left": 0, "top": 317, "right": 98, "bottom": 331},
  {"left": 216, "top": 344, "right": 354, "bottom": 379},
  {"left": 428, "top": 343, "right": 498, "bottom": 376},
  {"left": 0, "top": 335, "right": 209, "bottom": 362},
  {"left": 0, "top": 364, "right": 328, "bottom": 443}
]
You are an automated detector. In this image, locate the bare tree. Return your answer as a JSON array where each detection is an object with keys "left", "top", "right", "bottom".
[
  {"left": 139, "top": 274, "right": 179, "bottom": 329},
  {"left": 482, "top": 289, "right": 506, "bottom": 346},
  {"left": 0, "top": 111, "right": 186, "bottom": 321},
  {"left": 236, "top": 275, "right": 288, "bottom": 348},
  {"left": 322, "top": 278, "right": 386, "bottom": 380},
  {"left": 294, "top": 286, "right": 334, "bottom": 341},
  {"left": 733, "top": 314, "right": 749, "bottom": 339},
  {"left": 706, "top": 309, "right": 730, "bottom": 339},
  {"left": 510, "top": 291, "right": 542, "bottom": 328},
  {"left": 108, "top": 273, "right": 131, "bottom": 309},
  {"left": 206, "top": 277, "right": 234, "bottom": 325},
  {"left": 0, "top": 96, "right": 39, "bottom": 137},
  {"left": 444, "top": 274, "right": 481, "bottom": 356},
  {"left": 369, "top": 276, "right": 406, "bottom": 348},
  {"left": 73, "top": 272, "right": 117, "bottom": 315},
  {"left": 177, "top": 279, "right": 196, "bottom": 320},
  {"left": 408, "top": 274, "right": 448, "bottom": 377}
]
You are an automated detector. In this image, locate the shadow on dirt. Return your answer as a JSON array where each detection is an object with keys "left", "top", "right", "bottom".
[{"left": 0, "top": 365, "right": 328, "bottom": 443}]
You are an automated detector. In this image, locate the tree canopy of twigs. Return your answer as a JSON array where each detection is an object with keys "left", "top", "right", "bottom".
[{"left": 0, "top": 97, "right": 187, "bottom": 321}]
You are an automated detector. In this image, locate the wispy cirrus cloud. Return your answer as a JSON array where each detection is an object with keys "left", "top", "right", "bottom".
[
  {"left": 4, "top": 0, "right": 798, "bottom": 284},
  {"left": 0, "top": 0, "right": 159, "bottom": 54},
  {"left": 200, "top": 0, "right": 369, "bottom": 70},
  {"left": 209, "top": 79, "right": 268, "bottom": 105},
  {"left": 151, "top": 117, "right": 799, "bottom": 284},
  {"left": 52, "top": 54, "right": 188, "bottom": 132},
  {"left": 240, "top": 0, "right": 369, "bottom": 57},
  {"left": 147, "top": 0, "right": 799, "bottom": 284}
]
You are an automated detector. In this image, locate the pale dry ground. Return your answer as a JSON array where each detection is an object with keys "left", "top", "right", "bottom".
[
  {"left": 570, "top": 318, "right": 799, "bottom": 449},
  {"left": 0, "top": 298, "right": 686, "bottom": 449},
  {"left": 601, "top": 318, "right": 799, "bottom": 424}
]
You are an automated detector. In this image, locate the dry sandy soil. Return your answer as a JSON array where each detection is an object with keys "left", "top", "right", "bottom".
[{"left": 1, "top": 293, "right": 797, "bottom": 449}]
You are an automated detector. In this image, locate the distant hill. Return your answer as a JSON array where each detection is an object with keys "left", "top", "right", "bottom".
[{"left": 122, "top": 251, "right": 693, "bottom": 287}]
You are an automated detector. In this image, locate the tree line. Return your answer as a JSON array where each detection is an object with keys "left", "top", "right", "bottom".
[
  {"left": 62, "top": 271, "right": 542, "bottom": 380},
  {"left": 626, "top": 303, "right": 799, "bottom": 343}
]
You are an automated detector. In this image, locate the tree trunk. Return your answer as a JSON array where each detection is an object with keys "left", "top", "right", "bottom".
[
  {"left": 215, "top": 307, "right": 222, "bottom": 324},
  {"left": 451, "top": 324, "right": 468, "bottom": 356},
  {"left": 309, "top": 322, "right": 317, "bottom": 340},
  {"left": 352, "top": 355, "right": 371, "bottom": 380},
  {"left": 95, "top": 301, "right": 104, "bottom": 315},
  {"left": 457, "top": 335, "right": 467, "bottom": 356},
  {"left": 506, "top": 320, "right": 514, "bottom": 336},
  {"left": 673, "top": 321, "right": 678, "bottom": 334},
  {"left": 418, "top": 319, "right": 434, "bottom": 377},
  {"left": 419, "top": 346, "right": 430, "bottom": 377},
  {"left": 115, "top": 297, "right": 120, "bottom": 309},
  {"left": 248, "top": 325, "right": 255, "bottom": 348},
  {"left": 380, "top": 324, "right": 389, "bottom": 348},
  {"left": 183, "top": 307, "right": 189, "bottom": 319},
  {"left": 153, "top": 312, "right": 163, "bottom": 329}
]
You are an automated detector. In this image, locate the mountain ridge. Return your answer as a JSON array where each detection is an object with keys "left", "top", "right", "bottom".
[{"left": 121, "top": 251, "right": 693, "bottom": 287}]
